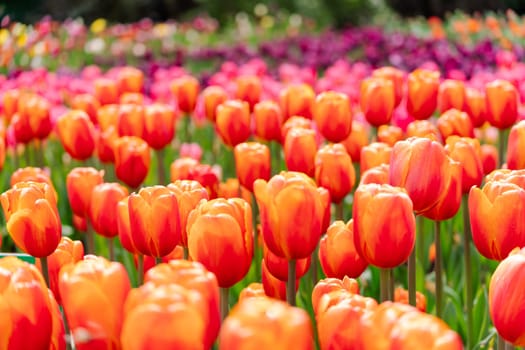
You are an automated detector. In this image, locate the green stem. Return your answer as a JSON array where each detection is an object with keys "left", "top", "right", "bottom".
[
  {"left": 462, "top": 195, "right": 473, "bottom": 349},
  {"left": 498, "top": 335, "right": 506, "bottom": 350},
  {"left": 86, "top": 218, "right": 95, "bottom": 255},
  {"left": 155, "top": 256, "right": 162, "bottom": 265},
  {"left": 389, "top": 268, "right": 395, "bottom": 300},
  {"left": 335, "top": 201, "right": 344, "bottom": 221},
  {"left": 380, "top": 268, "right": 390, "bottom": 302},
  {"left": 435, "top": 220, "right": 443, "bottom": 318},
  {"left": 498, "top": 128, "right": 506, "bottom": 168},
  {"left": 40, "top": 256, "right": 50, "bottom": 288},
  {"left": 251, "top": 193, "right": 261, "bottom": 281},
  {"left": 156, "top": 148, "right": 166, "bottom": 185},
  {"left": 108, "top": 237, "right": 115, "bottom": 261},
  {"left": 61, "top": 308, "right": 72, "bottom": 350},
  {"left": 372, "top": 126, "right": 378, "bottom": 142},
  {"left": 310, "top": 245, "right": 319, "bottom": 287},
  {"left": 183, "top": 114, "right": 192, "bottom": 144},
  {"left": 183, "top": 246, "right": 189, "bottom": 260},
  {"left": 416, "top": 215, "right": 425, "bottom": 272},
  {"left": 408, "top": 248, "right": 416, "bottom": 306},
  {"left": 137, "top": 254, "right": 144, "bottom": 286},
  {"left": 220, "top": 287, "right": 229, "bottom": 321},
  {"left": 287, "top": 259, "right": 297, "bottom": 306},
  {"left": 270, "top": 141, "right": 282, "bottom": 175}
]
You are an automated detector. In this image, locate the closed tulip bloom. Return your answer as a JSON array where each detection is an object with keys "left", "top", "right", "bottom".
[
  {"left": 465, "top": 87, "right": 487, "bottom": 128},
  {"left": 2, "top": 89, "right": 20, "bottom": 121},
  {"left": 202, "top": 85, "right": 228, "bottom": 122},
  {"left": 254, "top": 100, "right": 283, "bottom": 142},
  {"left": 353, "top": 184, "right": 416, "bottom": 268},
  {"left": 281, "top": 116, "right": 314, "bottom": 142},
  {"left": 114, "top": 136, "right": 150, "bottom": 189},
  {"left": 117, "top": 197, "right": 137, "bottom": 254},
  {"left": 187, "top": 198, "right": 253, "bottom": 288},
  {"left": 143, "top": 103, "right": 176, "bottom": 150},
  {"left": 167, "top": 180, "right": 209, "bottom": 247},
  {"left": 234, "top": 142, "right": 271, "bottom": 192},
  {"left": 120, "top": 92, "right": 145, "bottom": 106},
  {"left": 0, "top": 257, "right": 56, "bottom": 349},
  {"left": 469, "top": 180, "right": 525, "bottom": 260},
  {"left": 116, "top": 66, "right": 144, "bottom": 94},
  {"left": 314, "top": 91, "right": 352, "bottom": 142},
  {"left": 406, "top": 120, "right": 440, "bottom": 141},
  {"left": 129, "top": 186, "right": 181, "bottom": 257},
  {"left": 445, "top": 136, "right": 483, "bottom": 193},
  {"left": 19, "top": 94, "right": 52, "bottom": 140},
  {"left": 438, "top": 79, "right": 466, "bottom": 113},
  {"left": 489, "top": 247, "right": 525, "bottom": 346},
  {"left": 284, "top": 127, "right": 318, "bottom": 177},
  {"left": 71, "top": 93, "right": 101, "bottom": 125},
  {"left": 485, "top": 79, "right": 519, "bottom": 129},
  {"left": 89, "top": 183, "right": 129, "bottom": 238},
  {"left": 262, "top": 260, "right": 294, "bottom": 301},
  {"left": 394, "top": 288, "right": 427, "bottom": 312},
  {"left": 254, "top": 172, "right": 329, "bottom": 260},
  {"left": 340, "top": 120, "right": 369, "bottom": 162},
  {"left": 59, "top": 256, "right": 131, "bottom": 350},
  {"left": 94, "top": 78, "right": 119, "bottom": 105},
  {"left": 315, "top": 143, "right": 355, "bottom": 203},
  {"left": 360, "top": 142, "right": 392, "bottom": 174},
  {"left": 263, "top": 243, "right": 311, "bottom": 282},
  {"left": 389, "top": 137, "right": 450, "bottom": 213},
  {"left": 170, "top": 157, "right": 199, "bottom": 182},
  {"left": 66, "top": 167, "right": 104, "bottom": 218},
  {"left": 360, "top": 164, "right": 390, "bottom": 185},
  {"left": 360, "top": 77, "right": 396, "bottom": 127},
  {"left": 56, "top": 110, "right": 96, "bottom": 160},
  {"left": 1, "top": 181, "right": 61, "bottom": 257},
  {"left": 421, "top": 160, "right": 462, "bottom": 221},
  {"left": 96, "top": 125, "right": 118, "bottom": 163},
  {"left": 171, "top": 75, "right": 200, "bottom": 113},
  {"left": 372, "top": 66, "right": 405, "bottom": 107},
  {"left": 218, "top": 178, "right": 252, "bottom": 202},
  {"left": 507, "top": 120, "right": 525, "bottom": 170},
  {"left": 235, "top": 75, "right": 262, "bottom": 110},
  {"left": 280, "top": 84, "right": 315, "bottom": 120},
  {"left": 216, "top": 99, "right": 251, "bottom": 147},
  {"left": 186, "top": 164, "right": 221, "bottom": 199},
  {"left": 437, "top": 108, "right": 474, "bottom": 140},
  {"left": 35, "top": 237, "right": 84, "bottom": 304},
  {"left": 219, "top": 296, "right": 314, "bottom": 350},
  {"left": 311, "top": 277, "right": 360, "bottom": 316},
  {"left": 406, "top": 69, "right": 440, "bottom": 120},
  {"left": 377, "top": 125, "right": 404, "bottom": 147},
  {"left": 10, "top": 166, "right": 53, "bottom": 188},
  {"left": 239, "top": 283, "right": 266, "bottom": 301},
  {"left": 97, "top": 104, "right": 119, "bottom": 131},
  {"left": 481, "top": 144, "right": 498, "bottom": 175},
  {"left": 117, "top": 103, "right": 145, "bottom": 139}
]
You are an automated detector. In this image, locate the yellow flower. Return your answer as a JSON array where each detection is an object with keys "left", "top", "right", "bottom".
[
  {"left": 0, "top": 29, "right": 9, "bottom": 45},
  {"left": 90, "top": 18, "right": 107, "bottom": 34}
]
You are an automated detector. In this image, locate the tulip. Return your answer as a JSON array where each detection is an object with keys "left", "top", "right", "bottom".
[
  {"left": 340, "top": 120, "right": 369, "bottom": 162},
  {"left": 56, "top": 110, "right": 96, "bottom": 160},
  {"left": 96, "top": 125, "right": 118, "bottom": 163},
  {"left": 377, "top": 125, "right": 404, "bottom": 147},
  {"left": 2, "top": 89, "right": 20, "bottom": 121},
  {"left": 120, "top": 92, "right": 145, "bottom": 106},
  {"left": 117, "top": 103, "right": 145, "bottom": 139},
  {"left": 353, "top": 183, "right": 416, "bottom": 268},
  {"left": 128, "top": 186, "right": 181, "bottom": 258},
  {"left": 13, "top": 93, "right": 52, "bottom": 141},
  {"left": 279, "top": 83, "right": 315, "bottom": 120},
  {"left": 202, "top": 85, "right": 228, "bottom": 122},
  {"left": 116, "top": 66, "right": 144, "bottom": 94},
  {"left": 313, "top": 91, "right": 352, "bottom": 142},
  {"left": 235, "top": 75, "right": 262, "bottom": 110},
  {"left": 218, "top": 178, "right": 251, "bottom": 202},
  {"left": 314, "top": 143, "right": 355, "bottom": 204},
  {"left": 437, "top": 108, "right": 474, "bottom": 140},
  {"left": 485, "top": 79, "right": 518, "bottom": 129},
  {"left": 59, "top": 256, "right": 131, "bottom": 350},
  {"left": 360, "top": 142, "right": 392, "bottom": 174},
  {"left": 481, "top": 144, "right": 498, "bottom": 175},
  {"left": 1, "top": 181, "right": 61, "bottom": 258},
  {"left": 114, "top": 136, "right": 150, "bottom": 189},
  {"left": 234, "top": 142, "right": 271, "bottom": 192},
  {"left": 372, "top": 66, "right": 405, "bottom": 107},
  {"left": 406, "top": 69, "right": 440, "bottom": 120},
  {"left": 89, "top": 183, "right": 129, "bottom": 239},
  {"left": 187, "top": 198, "right": 253, "bottom": 288},
  {"left": 311, "top": 276, "right": 360, "bottom": 316},
  {"left": 284, "top": 127, "right": 318, "bottom": 177},
  {"left": 319, "top": 220, "right": 368, "bottom": 279},
  {"left": 263, "top": 243, "right": 311, "bottom": 282},
  {"left": 141, "top": 103, "right": 176, "bottom": 150},
  {"left": 438, "top": 79, "right": 466, "bottom": 113},
  {"left": 239, "top": 283, "right": 266, "bottom": 301},
  {"left": 489, "top": 247, "right": 525, "bottom": 346},
  {"left": 10, "top": 166, "right": 53, "bottom": 188},
  {"left": 262, "top": 260, "right": 294, "bottom": 301},
  {"left": 360, "top": 77, "right": 396, "bottom": 127},
  {"left": 507, "top": 120, "right": 525, "bottom": 170},
  {"left": 465, "top": 87, "right": 487, "bottom": 128},
  {"left": 71, "top": 93, "right": 100, "bottom": 125},
  {"left": 66, "top": 167, "right": 105, "bottom": 218},
  {"left": 469, "top": 180, "right": 525, "bottom": 260},
  {"left": 253, "top": 100, "right": 283, "bottom": 142},
  {"left": 117, "top": 197, "right": 136, "bottom": 254},
  {"left": 186, "top": 163, "right": 220, "bottom": 199},
  {"left": 445, "top": 136, "right": 483, "bottom": 193},
  {"left": 170, "top": 157, "right": 199, "bottom": 181},
  {"left": 215, "top": 99, "right": 251, "bottom": 147},
  {"left": 94, "top": 78, "right": 119, "bottom": 105},
  {"left": 394, "top": 287, "right": 427, "bottom": 312},
  {"left": 49, "top": 289, "right": 66, "bottom": 350},
  {"left": 97, "top": 104, "right": 119, "bottom": 131},
  {"left": 219, "top": 297, "right": 314, "bottom": 350},
  {"left": 281, "top": 116, "right": 314, "bottom": 143},
  {"left": 406, "top": 120, "right": 440, "bottom": 141},
  {"left": 170, "top": 75, "right": 200, "bottom": 113}
]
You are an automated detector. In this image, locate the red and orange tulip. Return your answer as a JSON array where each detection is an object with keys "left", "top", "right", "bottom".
[
  {"left": 340, "top": 120, "right": 369, "bottom": 162},
  {"left": 170, "top": 75, "right": 200, "bottom": 113},
  {"left": 360, "top": 77, "right": 395, "bottom": 126},
  {"left": 445, "top": 136, "right": 483, "bottom": 193},
  {"left": 360, "top": 164, "right": 390, "bottom": 185},
  {"left": 263, "top": 243, "right": 310, "bottom": 282},
  {"left": 254, "top": 100, "right": 283, "bottom": 142},
  {"left": 114, "top": 136, "right": 150, "bottom": 189},
  {"left": 360, "top": 142, "right": 392, "bottom": 174},
  {"left": 10, "top": 166, "right": 53, "bottom": 188},
  {"left": 279, "top": 84, "right": 315, "bottom": 121},
  {"left": 437, "top": 108, "right": 475, "bottom": 140},
  {"left": 465, "top": 87, "right": 487, "bottom": 128},
  {"left": 313, "top": 91, "right": 352, "bottom": 142},
  {"left": 438, "top": 79, "right": 466, "bottom": 113},
  {"left": 202, "top": 85, "right": 228, "bottom": 122},
  {"left": 406, "top": 69, "right": 440, "bottom": 120},
  {"left": 314, "top": 143, "right": 355, "bottom": 203},
  {"left": 507, "top": 120, "right": 525, "bottom": 170},
  {"left": 117, "top": 103, "right": 145, "bottom": 139},
  {"left": 116, "top": 66, "right": 144, "bottom": 94},
  {"left": 284, "top": 127, "right": 318, "bottom": 177},
  {"left": 235, "top": 75, "right": 262, "bottom": 110},
  {"left": 94, "top": 78, "right": 119, "bottom": 105},
  {"left": 234, "top": 142, "right": 271, "bottom": 192},
  {"left": 71, "top": 93, "right": 100, "bottom": 125},
  {"left": 143, "top": 103, "right": 176, "bottom": 150},
  {"left": 56, "top": 110, "right": 96, "bottom": 160},
  {"left": 485, "top": 79, "right": 518, "bottom": 129},
  {"left": 377, "top": 125, "right": 404, "bottom": 147},
  {"left": 215, "top": 99, "right": 251, "bottom": 147},
  {"left": 89, "top": 183, "right": 129, "bottom": 238},
  {"left": 372, "top": 66, "right": 405, "bottom": 107},
  {"left": 66, "top": 167, "right": 105, "bottom": 218},
  {"left": 311, "top": 276, "right": 360, "bottom": 316},
  {"left": 481, "top": 144, "right": 498, "bottom": 175},
  {"left": 406, "top": 120, "right": 440, "bottom": 141}
]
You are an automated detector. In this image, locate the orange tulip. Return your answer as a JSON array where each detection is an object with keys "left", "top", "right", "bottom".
[
  {"left": 353, "top": 184, "right": 416, "bottom": 268},
  {"left": 311, "top": 276, "right": 360, "bottom": 316},
  {"left": 142, "top": 103, "right": 176, "bottom": 150},
  {"left": 255, "top": 172, "right": 329, "bottom": 260},
  {"left": 340, "top": 120, "right": 369, "bottom": 162},
  {"left": 59, "top": 256, "right": 131, "bottom": 350},
  {"left": 0, "top": 257, "right": 57, "bottom": 349},
  {"left": 89, "top": 183, "right": 129, "bottom": 238},
  {"left": 406, "top": 120, "right": 440, "bottom": 141},
  {"left": 96, "top": 125, "right": 118, "bottom": 163},
  {"left": 117, "top": 197, "right": 136, "bottom": 254},
  {"left": 234, "top": 142, "right": 271, "bottom": 192},
  {"left": 437, "top": 108, "right": 474, "bottom": 140},
  {"left": 2, "top": 89, "right": 20, "bottom": 121},
  {"left": 97, "top": 104, "right": 119, "bottom": 131},
  {"left": 360, "top": 164, "right": 390, "bottom": 185},
  {"left": 1, "top": 181, "right": 61, "bottom": 257},
  {"left": 394, "top": 287, "right": 427, "bottom": 312},
  {"left": 445, "top": 136, "right": 483, "bottom": 193},
  {"left": 481, "top": 143, "right": 498, "bottom": 175},
  {"left": 71, "top": 93, "right": 101, "bottom": 125},
  {"left": 314, "top": 143, "right": 355, "bottom": 203},
  {"left": 313, "top": 91, "right": 352, "bottom": 142},
  {"left": 66, "top": 167, "right": 105, "bottom": 218},
  {"left": 377, "top": 125, "right": 404, "bottom": 147},
  {"left": 253, "top": 100, "right": 283, "bottom": 142},
  {"left": 116, "top": 66, "right": 144, "bottom": 94},
  {"left": 129, "top": 186, "right": 181, "bottom": 257},
  {"left": 117, "top": 103, "right": 145, "bottom": 139},
  {"left": 360, "top": 142, "right": 392, "bottom": 174},
  {"left": 406, "top": 69, "right": 440, "bottom": 120},
  {"left": 281, "top": 115, "right": 314, "bottom": 142},
  {"left": 507, "top": 120, "right": 525, "bottom": 170},
  {"left": 261, "top": 260, "right": 296, "bottom": 301},
  {"left": 35, "top": 237, "right": 84, "bottom": 304},
  {"left": 218, "top": 178, "right": 252, "bottom": 202},
  {"left": 239, "top": 283, "right": 266, "bottom": 301},
  {"left": 13, "top": 93, "right": 52, "bottom": 141},
  {"left": 319, "top": 220, "right": 368, "bottom": 279},
  {"left": 389, "top": 137, "right": 451, "bottom": 213},
  {"left": 171, "top": 75, "right": 200, "bottom": 113},
  {"left": 120, "top": 92, "right": 145, "bottom": 106},
  {"left": 202, "top": 85, "right": 228, "bottom": 122},
  {"left": 263, "top": 243, "right": 310, "bottom": 282},
  {"left": 284, "top": 127, "right": 318, "bottom": 177},
  {"left": 187, "top": 198, "right": 253, "bottom": 288},
  {"left": 465, "top": 87, "right": 487, "bottom": 128},
  {"left": 215, "top": 99, "right": 251, "bottom": 147},
  {"left": 73, "top": 214, "right": 87, "bottom": 232},
  {"left": 469, "top": 179, "right": 525, "bottom": 260},
  {"left": 438, "top": 79, "right": 466, "bottom": 113},
  {"left": 170, "top": 157, "right": 199, "bottom": 181},
  {"left": 49, "top": 289, "right": 66, "bottom": 350},
  {"left": 167, "top": 180, "right": 209, "bottom": 247},
  {"left": 360, "top": 77, "right": 396, "bottom": 126},
  {"left": 235, "top": 75, "right": 262, "bottom": 110},
  {"left": 56, "top": 110, "right": 96, "bottom": 160},
  {"left": 185, "top": 163, "right": 220, "bottom": 199},
  {"left": 219, "top": 296, "right": 314, "bottom": 350},
  {"left": 485, "top": 79, "right": 519, "bottom": 129},
  {"left": 114, "top": 136, "right": 150, "bottom": 189},
  {"left": 10, "top": 166, "right": 53, "bottom": 188},
  {"left": 372, "top": 66, "right": 405, "bottom": 107},
  {"left": 279, "top": 83, "right": 315, "bottom": 120},
  {"left": 94, "top": 78, "right": 119, "bottom": 105},
  {"left": 489, "top": 247, "right": 525, "bottom": 346}
]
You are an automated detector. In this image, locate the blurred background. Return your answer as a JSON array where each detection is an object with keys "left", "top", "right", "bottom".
[{"left": 2, "top": 0, "right": 525, "bottom": 26}]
